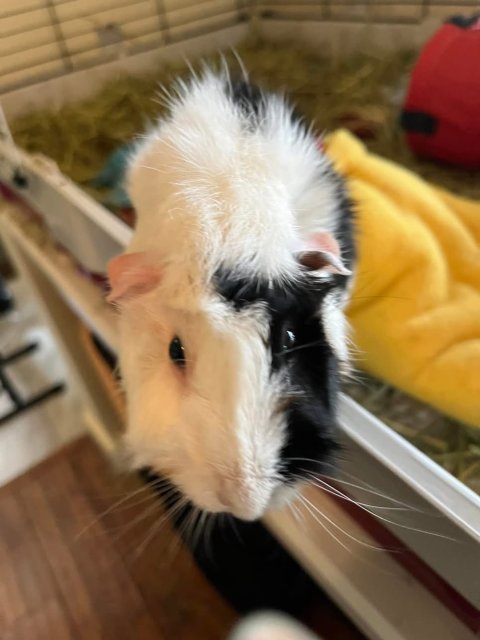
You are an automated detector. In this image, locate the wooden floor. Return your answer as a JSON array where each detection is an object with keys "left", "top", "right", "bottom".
[{"left": 0, "top": 436, "right": 365, "bottom": 640}]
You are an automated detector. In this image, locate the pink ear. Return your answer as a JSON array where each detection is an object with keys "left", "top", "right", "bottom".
[
  {"left": 106, "top": 252, "right": 162, "bottom": 303},
  {"left": 297, "top": 232, "right": 351, "bottom": 275},
  {"left": 308, "top": 232, "right": 341, "bottom": 256}
]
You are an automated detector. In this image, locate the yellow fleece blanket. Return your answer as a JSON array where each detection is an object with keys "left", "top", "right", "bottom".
[{"left": 325, "top": 130, "right": 480, "bottom": 428}]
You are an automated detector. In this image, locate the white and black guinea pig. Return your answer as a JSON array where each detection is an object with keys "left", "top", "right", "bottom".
[{"left": 107, "top": 69, "right": 355, "bottom": 522}]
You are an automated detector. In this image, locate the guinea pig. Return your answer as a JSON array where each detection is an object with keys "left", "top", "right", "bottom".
[{"left": 107, "top": 68, "right": 355, "bottom": 522}]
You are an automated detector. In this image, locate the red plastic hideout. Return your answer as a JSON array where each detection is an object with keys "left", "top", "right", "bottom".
[{"left": 401, "top": 14, "right": 480, "bottom": 168}]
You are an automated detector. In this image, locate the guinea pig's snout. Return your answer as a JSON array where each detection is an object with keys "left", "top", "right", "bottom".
[
  {"left": 213, "top": 476, "right": 273, "bottom": 521},
  {"left": 215, "top": 477, "right": 247, "bottom": 516},
  {"left": 177, "top": 465, "right": 281, "bottom": 521}
]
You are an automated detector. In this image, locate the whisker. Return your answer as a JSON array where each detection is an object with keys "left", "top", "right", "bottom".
[
  {"left": 109, "top": 500, "right": 164, "bottom": 545},
  {"left": 324, "top": 476, "right": 422, "bottom": 512},
  {"left": 131, "top": 496, "right": 187, "bottom": 559},
  {"left": 180, "top": 507, "right": 199, "bottom": 551},
  {"left": 304, "top": 474, "right": 410, "bottom": 511},
  {"left": 115, "top": 484, "right": 177, "bottom": 512},
  {"left": 137, "top": 163, "right": 169, "bottom": 175},
  {"left": 298, "top": 495, "right": 402, "bottom": 578},
  {"left": 297, "top": 495, "right": 351, "bottom": 554},
  {"left": 287, "top": 457, "right": 422, "bottom": 511},
  {"left": 175, "top": 508, "right": 192, "bottom": 544},
  {"left": 305, "top": 473, "right": 457, "bottom": 542},
  {"left": 301, "top": 495, "right": 386, "bottom": 552},
  {"left": 321, "top": 471, "right": 436, "bottom": 516},
  {"left": 203, "top": 513, "right": 216, "bottom": 562},
  {"left": 349, "top": 295, "right": 411, "bottom": 302},
  {"left": 190, "top": 508, "right": 204, "bottom": 553},
  {"left": 227, "top": 514, "right": 243, "bottom": 545},
  {"left": 198, "top": 510, "right": 209, "bottom": 554},
  {"left": 80, "top": 495, "right": 169, "bottom": 537},
  {"left": 274, "top": 339, "right": 326, "bottom": 357},
  {"left": 75, "top": 480, "right": 163, "bottom": 540},
  {"left": 288, "top": 501, "right": 304, "bottom": 525},
  {"left": 166, "top": 528, "right": 184, "bottom": 563}
]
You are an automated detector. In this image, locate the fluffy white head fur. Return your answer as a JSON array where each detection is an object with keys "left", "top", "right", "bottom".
[
  {"left": 127, "top": 71, "right": 340, "bottom": 293},
  {"left": 113, "top": 70, "right": 351, "bottom": 520}
]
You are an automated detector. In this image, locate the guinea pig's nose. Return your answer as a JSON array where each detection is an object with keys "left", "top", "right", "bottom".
[{"left": 215, "top": 477, "right": 266, "bottom": 520}]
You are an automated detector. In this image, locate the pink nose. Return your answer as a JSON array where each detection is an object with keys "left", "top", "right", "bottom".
[
  {"left": 216, "top": 476, "right": 252, "bottom": 514},
  {"left": 215, "top": 481, "right": 262, "bottom": 521}
]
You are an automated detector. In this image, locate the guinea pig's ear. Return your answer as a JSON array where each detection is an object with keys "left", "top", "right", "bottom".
[
  {"left": 297, "top": 232, "right": 351, "bottom": 276},
  {"left": 106, "top": 252, "right": 162, "bottom": 303}
]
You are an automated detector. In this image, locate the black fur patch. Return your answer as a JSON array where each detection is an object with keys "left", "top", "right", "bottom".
[
  {"left": 274, "top": 288, "right": 340, "bottom": 479},
  {"left": 329, "top": 167, "right": 356, "bottom": 273},
  {"left": 214, "top": 269, "right": 336, "bottom": 312},
  {"left": 228, "top": 79, "right": 265, "bottom": 119},
  {"left": 228, "top": 78, "right": 305, "bottom": 129},
  {"left": 214, "top": 268, "right": 340, "bottom": 480}
]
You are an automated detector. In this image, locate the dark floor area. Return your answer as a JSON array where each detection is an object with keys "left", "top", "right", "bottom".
[{"left": 0, "top": 436, "right": 364, "bottom": 640}]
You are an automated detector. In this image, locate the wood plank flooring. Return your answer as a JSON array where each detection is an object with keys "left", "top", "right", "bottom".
[{"left": 0, "top": 436, "right": 365, "bottom": 640}]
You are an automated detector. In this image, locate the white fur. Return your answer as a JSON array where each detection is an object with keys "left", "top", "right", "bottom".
[
  {"left": 117, "top": 70, "right": 349, "bottom": 520},
  {"left": 127, "top": 71, "right": 339, "bottom": 293},
  {"left": 230, "top": 612, "right": 319, "bottom": 640},
  {"left": 121, "top": 295, "right": 287, "bottom": 519},
  {"left": 321, "top": 291, "right": 350, "bottom": 364}
]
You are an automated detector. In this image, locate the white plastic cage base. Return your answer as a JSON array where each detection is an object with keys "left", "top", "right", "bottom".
[{"left": 265, "top": 489, "right": 478, "bottom": 640}]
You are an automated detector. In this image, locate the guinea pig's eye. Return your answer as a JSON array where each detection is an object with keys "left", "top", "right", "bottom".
[
  {"left": 169, "top": 336, "right": 186, "bottom": 368},
  {"left": 281, "top": 328, "right": 296, "bottom": 352}
]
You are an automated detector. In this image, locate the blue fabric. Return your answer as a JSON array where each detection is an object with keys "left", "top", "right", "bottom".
[{"left": 91, "top": 143, "right": 134, "bottom": 208}]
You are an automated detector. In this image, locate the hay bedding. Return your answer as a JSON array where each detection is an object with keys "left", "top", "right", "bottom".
[{"left": 9, "top": 38, "right": 480, "bottom": 493}]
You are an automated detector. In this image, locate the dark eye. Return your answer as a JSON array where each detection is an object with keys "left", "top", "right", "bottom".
[
  {"left": 282, "top": 328, "right": 296, "bottom": 352},
  {"left": 169, "top": 336, "right": 186, "bottom": 367}
]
